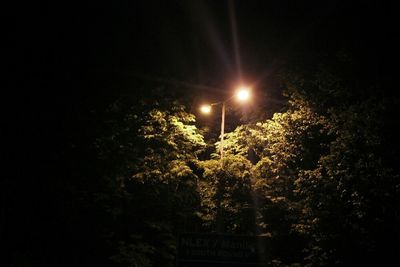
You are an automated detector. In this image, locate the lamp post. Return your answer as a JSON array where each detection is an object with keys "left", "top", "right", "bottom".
[
  {"left": 200, "top": 86, "right": 251, "bottom": 232},
  {"left": 200, "top": 86, "right": 251, "bottom": 166}
]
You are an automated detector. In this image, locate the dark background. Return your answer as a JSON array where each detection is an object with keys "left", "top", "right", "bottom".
[{"left": 6, "top": 0, "right": 397, "bottom": 151}]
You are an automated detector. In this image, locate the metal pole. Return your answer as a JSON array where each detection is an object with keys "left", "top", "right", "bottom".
[
  {"left": 220, "top": 101, "right": 225, "bottom": 166},
  {"left": 216, "top": 101, "right": 226, "bottom": 232}
]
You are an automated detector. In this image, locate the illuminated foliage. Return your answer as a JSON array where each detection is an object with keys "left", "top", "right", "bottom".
[
  {"left": 74, "top": 70, "right": 399, "bottom": 266},
  {"left": 93, "top": 98, "right": 207, "bottom": 266},
  {"left": 133, "top": 107, "right": 205, "bottom": 183},
  {"left": 197, "top": 155, "right": 255, "bottom": 234},
  {"left": 216, "top": 71, "right": 400, "bottom": 265}
]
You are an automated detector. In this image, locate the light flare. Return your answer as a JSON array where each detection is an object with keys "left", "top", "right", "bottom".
[
  {"left": 200, "top": 104, "right": 212, "bottom": 114},
  {"left": 236, "top": 87, "right": 251, "bottom": 102}
]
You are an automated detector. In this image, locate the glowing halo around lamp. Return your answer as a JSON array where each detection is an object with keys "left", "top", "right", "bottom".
[
  {"left": 200, "top": 104, "right": 212, "bottom": 114},
  {"left": 235, "top": 87, "right": 251, "bottom": 102}
]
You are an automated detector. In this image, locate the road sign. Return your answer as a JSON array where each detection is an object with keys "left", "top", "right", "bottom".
[{"left": 177, "top": 233, "right": 269, "bottom": 267}]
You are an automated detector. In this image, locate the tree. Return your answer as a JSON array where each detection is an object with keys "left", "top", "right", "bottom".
[
  {"left": 197, "top": 155, "right": 255, "bottom": 234},
  {"left": 296, "top": 99, "right": 400, "bottom": 266},
  {"left": 283, "top": 63, "right": 400, "bottom": 266},
  {"left": 218, "top": 64, "right": 400, "bottom": 265},
  {"left": 103, "top": 102, "right": 205, "bottom": 266},
  {"left": 71, "top": 86, "right": 206, "bottom": 267}
]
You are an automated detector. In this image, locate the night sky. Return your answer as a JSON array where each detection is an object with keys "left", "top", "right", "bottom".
[
  {"left": 4, "top": 0, "right": 398, "bottom": 265},
  {"left": 8, "top": 0, "right": 397, "bottom": 102},
  {"left": 6, "top": 0, "right": 397, "bottom": 168}
]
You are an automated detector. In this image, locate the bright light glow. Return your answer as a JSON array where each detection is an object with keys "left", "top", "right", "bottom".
[
  {"left": 236, "top": 87, "right": 251, "bottom": 102},
  {"left": 200, "top": 104, "right": 212, "bottom": 114}
]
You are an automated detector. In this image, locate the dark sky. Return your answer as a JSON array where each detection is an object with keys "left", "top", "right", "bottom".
[
  {"left": 78, "top": 0, "right": 395, "bottom": 94},
  {"left": 8, "top": 0, "right": 396, "bottom": 103},
  {"left": 5, "top": 0, "right": 397, "bottom": 142}
]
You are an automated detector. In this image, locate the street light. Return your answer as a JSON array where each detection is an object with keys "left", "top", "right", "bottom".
[
  {"left": 200, "top": 104, "right": 212, "bottom": 114},
  {"left": 200, "top": 86, "right": 251, "bottom": 166},
  {"left": 236, "top": 86, "right": 251, "bottom": 101}
]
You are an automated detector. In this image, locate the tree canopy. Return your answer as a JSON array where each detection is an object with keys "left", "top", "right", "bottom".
[{"left": 44, "top": 63, "right": 396, "bottom": 266}]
